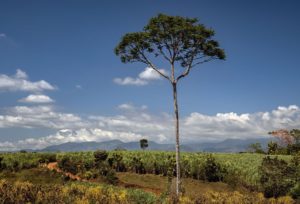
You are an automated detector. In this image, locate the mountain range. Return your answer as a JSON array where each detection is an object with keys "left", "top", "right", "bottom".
[{"left": 35, "top": 137, "right": 273, "bottom": 152}]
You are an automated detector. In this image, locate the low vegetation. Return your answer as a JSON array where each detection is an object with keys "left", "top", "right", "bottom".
[{"left": 0, "top": 150, "right": 299, "bottom": 203}]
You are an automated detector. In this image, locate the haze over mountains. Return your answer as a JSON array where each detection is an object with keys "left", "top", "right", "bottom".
[{"left": 36, "top": 137, "right": 273, "bottom": 152}]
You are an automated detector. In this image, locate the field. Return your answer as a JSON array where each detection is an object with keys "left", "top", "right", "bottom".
[{"left": 0, "top": 151, "right": 298, "bottom": 203}]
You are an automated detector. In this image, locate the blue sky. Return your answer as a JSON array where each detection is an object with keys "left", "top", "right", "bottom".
[{"left": 0, "top": 1, "right": 300, "bottom": 150}]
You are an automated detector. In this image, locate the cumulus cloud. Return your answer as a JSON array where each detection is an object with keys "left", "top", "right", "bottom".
[
  {"left": 1, "top": 104, "right": 300, "bottom": 151},
  {"left": 19, "top": 94, "right": 54, "bottom": 103},
  {"left": 0, "top": 105, "right": 87, "bottom": 129},
  {"left": 139, "top": 67, "right": 167, "bottom": 80},
  {"left": 15, "top": 69, "right": 28, "bottom": 79},
  {"left": 0, "top": 69, "right": 55, "bottom": 92},
  {"left": 114, "top": 67, "right": 168, "bottom": 86}
]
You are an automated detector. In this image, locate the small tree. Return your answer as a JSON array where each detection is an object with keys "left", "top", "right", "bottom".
[
  {"left": 140, "top": 139, "right": 148, "bottom": 150},
  {"left": 115, "top": 14, "right": 225, "bottom": 195},
  {"left": 269, "top": 129, "right": 300, "bottom": 155},
  {"left": 248, "top": 143, "right": 265, "bottom": 154},
  {"left": 267, "top": 141, "right": 279, "bottom": 155},
  {"left": 94, "top": 150, "right": 108, "bottom": 164}
]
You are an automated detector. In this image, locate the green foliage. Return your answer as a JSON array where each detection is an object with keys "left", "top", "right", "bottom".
[
  {"left": 204, "top": 154, "right": 227, "bottom": 182},
  {"left": 267, "top": 141, "right": 279, "bottom": 155},
  {"left": 259, "top": 156, "right": 296, "bottom": 198},
  {"left": 109, "top": 152, "right": 126, "bottom": 172},
  {"left": 290, "top": 183, "right": 300, "bottom": 199},
  {"left": 0, "top": 152, "right": 58, "bottom": 172},
  {"left": 140, "top": 139, "right": 149, "bottom": 150},
  {"left": 0, "top": 180, "right": 161, "bottom": 204},
  {"left": 115, "top": 14, "right": 225, "bottom": 69},
  {"left": 1, "top": 151, "right": 296, "bottom": 197},
  {"left": 58, "top": 156, "right": 79, "bottom": 175},
  {"left": 287, "top": 143, "right": 300, "bottom": 155},
  {"left": 94, "top": 150, "right": 108, "bottom": 163},
  {"left": 54, "top": 151, "right": 290, "bottom": 188},
  {"left": 38, "top": 153, "right": 57, "bottom": 163},
  {"left": 0, "top": 156, "right": 3, "bottom": 170},
  {"left": 290, "top": 129, "right": 300, "bottom": 144},
  {"left": 131, "top": 157, "right": 146, "bottom": 174},
  {"left": 248, "top": 143, "right": 265, "bottom": 154}
]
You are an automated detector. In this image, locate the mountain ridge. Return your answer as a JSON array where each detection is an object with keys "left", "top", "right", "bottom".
[{"left": 35, "top": 137, "right": 273, "bottom": 152}]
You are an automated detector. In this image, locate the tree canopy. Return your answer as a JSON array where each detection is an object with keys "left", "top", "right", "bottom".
[{"left": 115, "top": 14, "right": 225, "bottom": 83}]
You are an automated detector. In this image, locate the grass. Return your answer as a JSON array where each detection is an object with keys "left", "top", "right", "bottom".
[
  {"left": 0, "top": 166, "right": 247, "bottom": 199},
  {"left": 116, "top": 172, "right": 247, "bottom": 200},
  {"left": 0, "top": 168, "right": 65, "bottom": 185}
]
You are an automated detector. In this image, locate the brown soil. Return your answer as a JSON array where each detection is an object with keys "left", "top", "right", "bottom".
[
  {"left": 47, "top": 162, "right": 85, "bottom": 181},
  {"left": 45, "top": 162, "right": 161, "bottom": 195}
]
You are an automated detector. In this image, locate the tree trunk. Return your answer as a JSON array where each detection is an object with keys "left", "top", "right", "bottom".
[{"left": 172, "top": 82, "right": 180, "bottom": 196}]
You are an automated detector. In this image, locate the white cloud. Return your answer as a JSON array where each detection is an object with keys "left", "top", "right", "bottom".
[
  {"left": 139, "top": 67, "right": 167, "bottom": 80},
  {"left": 0, "top": 105, "right": 87, "bottom": 129},
  {"left": 1, "top": 104, "right": 300, "bottom": 151},
  {"left": 0, "top": 69, "right": 55, "bottom": 92},
  {"left": 15, "top": 69, "right": 28, "bottom": 79},
  {"left": 113, "top": 77, "right": 148, "bottom": 86},
  {"left": 114, "top": 67, "right": 168, "bottom": 86},
  {"left": 117, "top": 103, "right": 147, "bottom": 111},
  {"left": 19, "top": 94, "right": 54, "bottom": 103}
]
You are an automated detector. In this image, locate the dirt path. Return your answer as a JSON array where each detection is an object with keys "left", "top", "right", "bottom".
[
  {"left": 45, "top": 162, "right": 161, "bottom": 195},
  {"left": 47, "top": 162, "right": 84, "bottom": 181}
]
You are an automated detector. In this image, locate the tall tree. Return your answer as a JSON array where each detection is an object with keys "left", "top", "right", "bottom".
[
  {"left": 115, "top": 14, "right": 225, "bottom": 196},
  {"left": 140, "top": 139, "right": 149, "bottom": 150}
]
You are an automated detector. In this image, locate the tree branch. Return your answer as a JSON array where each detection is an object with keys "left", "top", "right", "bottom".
[
  {"left": 191, "top": 57, "right": 215, "bottom": 68},
  {"left": 176, "top": 47, "right": 197, "bottom": 82},
  {"left": 176, "top": 65, "right": 192, "bottom": 82},
  {"left": 139, "top": 51, "right": 171, "bottom": 81},
  {"left": 157, "top": 46, "right": 172, "bottom": 63}
]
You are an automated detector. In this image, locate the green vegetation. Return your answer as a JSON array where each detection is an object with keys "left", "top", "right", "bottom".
[
  {"left": 0, "top": 152, "right": 56, "bottom": 171},
  {"left": 140, "top": 139, "right": 148, "bottom": 150},
  {"left": 54, "top": 151, "right": 291, "bottom": 187},
  {"left": 0, "top": 151, "right": 299, "bottom": 203},
  {"left": 0, "top": 179, "right": 160, "bottom": 204}
]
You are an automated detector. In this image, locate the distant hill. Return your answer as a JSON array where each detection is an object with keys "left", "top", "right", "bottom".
[{"left": 37, "top": 137, "right": 273, "bottom": 152}]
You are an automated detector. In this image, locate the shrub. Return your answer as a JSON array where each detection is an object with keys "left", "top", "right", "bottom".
[
  {"left": 260, "top": 156, "right": 295, "bottom": 198},
  {"left": 58, "top": 156, "right": 78, "bottom": 175},
  {"left": 204, "top": 154, "right": 227, "bottom": 182},
  {"left": 94, "top": 150, "right": 108, "bottom": 164},
  {"left": 105, "top": 169, "right": 118, "bottom": 185}
]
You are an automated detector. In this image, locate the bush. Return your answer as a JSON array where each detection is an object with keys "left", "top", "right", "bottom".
[
  {"left": 38, "top": 153, "right": 57, "bottom": 163},
  {"left": 105, "top": 169, "right": 118, "bottom": 185},
  {"left": 204, "top": 154, "right": 227, "bottom": 182},
  {"left": 58, "top": 156, "right": 78, "bottom": 175},
  {"left": 260, "top": 156, "right": 295, "bottom": 198},
  {"left": 0, "top": 156, "right": 3, "bottom": 170},
  {"left": 94, "top": 150, "right": 108, "bottom": 164}
]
